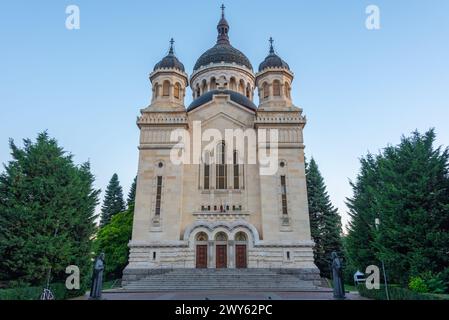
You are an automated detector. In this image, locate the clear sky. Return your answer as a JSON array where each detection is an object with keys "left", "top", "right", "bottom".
[{"left": 1, "top": 0, "right": 448, "bottom": 230}]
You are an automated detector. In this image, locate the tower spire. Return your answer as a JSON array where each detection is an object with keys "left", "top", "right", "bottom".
[
  {"left": 221, "top": 4, "right": 225, "bottom": 18},
  {"left": 269, "top": 37, "right": 275, "bottom": 54},
  {"left": 169, "top": 38, "right": 175, "bottom": 55},
  {"left": 217, "top": 4, "right": 230, "bottom": 45}
]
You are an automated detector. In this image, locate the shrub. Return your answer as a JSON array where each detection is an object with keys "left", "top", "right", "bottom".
[
  {"left": 357, "top": 284, "right": 447, "bottom": 300},
  {"left": 421, "top": 271, "right": 447, "bottom": 294},
  {"left": 94, "top": 208, "right": 133, "bottom": 280},
  {"left": 409, "top": 276, "right": 428, "bottom": 293},
  {"left": 0, "top": 282, "right": 85, "bottom": 300}
]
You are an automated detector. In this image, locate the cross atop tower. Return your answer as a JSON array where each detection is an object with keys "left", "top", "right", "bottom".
[
  {"left": 269, "top": 37, "right": 275, "bottom": 54},
  {"left": 221, "top": 4, "right": 226, "bottom": 18},
  {"left": 169, "top": 38, "right": 175, "bottom": 54}
]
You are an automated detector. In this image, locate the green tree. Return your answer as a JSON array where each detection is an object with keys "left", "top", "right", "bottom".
[
  {"left": 306, "top": 158, "right": 343, "bottom": 278},
  {"left": 127, "top": 176, "right": 137, "bottom": 208},
  {"left": 95, "top": 206, "right": 133, "bottom": 279},
  {"left": 0, "top": 132, "right": 100, "bottom": 288},
  {"left": 345, "top": 129, "right": 449, "bottom": 286},
  {"left": 100, "top": 173, "right": 125, "bottom": 227}
]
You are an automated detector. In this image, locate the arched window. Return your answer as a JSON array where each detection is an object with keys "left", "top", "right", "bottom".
[
  {"left": 210, "top": 77, "right": 217, "bottom": 90},
  {"left": 196, "top": 232, "right": 208, "bottom": 241},
  {"left": 230, "top": 77, "right": 236, "bottom": 91},
  {"left": 273, "top": 80, "right": 281, "bottom": 96},
  {"left": 235, "top": 232, "right": 247, "bottom": 242},
  {"left": 246, "top": 85, "right": 251, "bottom": 98},
  {"left": 203, "top": 152, "right": 210, "bottom": 190},
  {"left": 284, "top": 82, "right": 290, "bottom": 98},
  {"left": 174, "top": 83, "right": 180, "bottom": 99},
  {"left": 263, "top": 82, "right": 269, "bottom": 99},
  {"left": 196, "top": 84, "right": 200, "bottom": 98},
  {"left": 153, "top": 82, "right": 159, "bottom": 98},
  {"left": 216, "top": 141, "right": 227, "bottom": 190},
  {"left": 238, "top": 80, "right": 245, "bottom": 94},
  {"left": 233, "top": 150, "right": 239, "bottom": 189},
  {"left": 215, "top": 232, "right": 228, "bottom": 241},
  {"left": 155, "top": 176, "right": 163, "bottom": 216},
  {"left": 202, "top": 80, "right": 207, "bottom": 94},
  {"left": 162, "top": 80, "right": 170, "bottom": 96}
]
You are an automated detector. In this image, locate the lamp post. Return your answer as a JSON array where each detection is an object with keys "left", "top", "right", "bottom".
[{"left": 375, "top": 218, "right": 390, "bottom": 300}]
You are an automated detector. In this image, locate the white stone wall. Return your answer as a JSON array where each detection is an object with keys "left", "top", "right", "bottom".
[{"left": 126, "top": 70, "right": 317, "bottom": 272}]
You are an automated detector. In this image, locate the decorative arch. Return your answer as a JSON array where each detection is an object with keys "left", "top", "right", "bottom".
[
  {"left": 196, "top": 84, "right": 200, "bottom": 98},
  {"left": 174, "top": 82, "right": 181, "bottom": 99},
  {"left": 238, "top": 79, "right": 245, "bottom": 94},
  {"left": 215, "top": 232, "right": 228, "bottom": 241},
  {"left": 262, "top": 82, "right": 269, "bottom": 99},
  {"left": 201, "top": 79, "right": 207, "bottom": 94},
  {"left": 229, "top": 77, "right": 237, "bottom": 91},
  {"left": 210, "top": 77, "right": 217, "bottom": 90},
  {"left": 184, "top": 221, "right": 260, "bottom": 245},
  {"left": 284, "top": 82, "right": 291, "bottom": 98},
  {"left": 246, "top": 84, "right": 251, "bottom": 98},
  {"left": 273, "top": 80, "right": 281, "bottom": 96},
  {"left": 162, "top": 80, "right": 170, "bottom": 96},
  {"left": 235, "top": 231, "right": 247, "bottom": 241},
  {"left": 196, "top": 232, "right": 208, "bottom": 241},
  {"left": 153, "top": 82, "right": 159, "bottom": 98}
]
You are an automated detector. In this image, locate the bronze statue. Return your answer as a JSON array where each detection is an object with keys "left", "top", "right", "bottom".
[
  {"left": 331, "top": 251, "right": 346, "bottom": 299},
  {"left": 89, "top": 253, "right": 105, "bottom": 300}
]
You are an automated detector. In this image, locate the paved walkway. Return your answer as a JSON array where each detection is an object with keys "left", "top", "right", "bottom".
[{"left": 96, "top": 289, "right": 367, "bottom": 300}]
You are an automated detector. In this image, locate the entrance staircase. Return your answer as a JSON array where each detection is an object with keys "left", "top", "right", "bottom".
[{"left": 121, "top": 268, "right": 328, "bottom": 292}]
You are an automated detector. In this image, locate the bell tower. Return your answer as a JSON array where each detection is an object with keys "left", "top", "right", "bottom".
[
  {"left": 149, "top": 39, "right": 188, "bottom": 111},
  {"left": 255, "top": 38, "right": 294, "bottom": 110}
]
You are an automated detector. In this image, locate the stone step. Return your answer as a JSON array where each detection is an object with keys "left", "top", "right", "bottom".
[{"left": 122, "top": 268, "right": 322, "bottom": 292}]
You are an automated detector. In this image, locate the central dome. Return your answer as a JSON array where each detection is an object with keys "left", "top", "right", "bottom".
[
  {"left": 193, "top": 5, "right": 252, "bottom": 72},
  {"left": 194, "top": 44, "right": 253, "bottom": 71}
]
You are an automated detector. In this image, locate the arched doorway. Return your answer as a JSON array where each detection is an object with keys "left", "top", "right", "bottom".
[
  {"left": 215, "top": 232, "right": 228, "bottom": 268},
  {"left": 235, "top": 232, "right": 248, "bottom": 268},
  {"left": 195, "top": 232, "right": 208, "bottom": 268}
]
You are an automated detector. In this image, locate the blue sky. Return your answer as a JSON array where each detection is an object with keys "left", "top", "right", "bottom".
[{"left": 1, "top": 0, "right": 448, "bottom": 229}]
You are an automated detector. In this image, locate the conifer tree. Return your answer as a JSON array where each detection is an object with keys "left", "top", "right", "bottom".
[
  {"left": 306, "top": 158, "right": 343, "bottom": 278},
  {"left": 127, "top": 176, "right": 137, "bottom": 209},
  {"left": 0, "top": 132, "right": 99, "bottom": 287},
  {"left": 345, "top": 129, "right": 449, "bottom": 285},
  {"left": 100, "top": 173, "right": 125, "bottom": 227}
]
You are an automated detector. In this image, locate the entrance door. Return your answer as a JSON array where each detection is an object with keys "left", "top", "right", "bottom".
[
  {"left": 216, "top": 245, "right": 227, "bottom": 268},
  {"left": 235, "top": 244, "right": 247, "bottom": 268},
  {"left": 196, "top": 245, "right": 208, "bottom": 268}
]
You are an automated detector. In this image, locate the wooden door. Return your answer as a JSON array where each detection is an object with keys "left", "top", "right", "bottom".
[
  {"left": 235, "top": 244, "right": 247, "bottom": 268},
  {"left": 196, "top": 245, "right": 208, "bottom": 268},
  {"left": 216, "top": 245, "right": 227, "bottom": 268}
]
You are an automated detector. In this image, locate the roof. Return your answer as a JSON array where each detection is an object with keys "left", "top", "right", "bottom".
[{"left": 187, "top": 89, "right": 257, "bottom": 112}]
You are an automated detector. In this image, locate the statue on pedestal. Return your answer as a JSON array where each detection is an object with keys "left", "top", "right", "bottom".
[
  {"left": 331, "top": 251, "right": 346, "bottom": 299},
  {"left": 89, "top": 253, "right": 105, "bottom": 300}
]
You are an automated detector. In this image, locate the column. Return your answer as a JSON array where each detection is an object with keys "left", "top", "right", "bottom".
[
  {"left": 208, "top": 240, "right": 214, "bottom": 268},
  {"left": 228, "top": 240, "right": 235, "bottom": 268}
]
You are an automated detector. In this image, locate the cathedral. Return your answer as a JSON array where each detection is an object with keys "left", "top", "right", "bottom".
[{"left": 123, "top": 7, "right": 320, "bottom": 284}]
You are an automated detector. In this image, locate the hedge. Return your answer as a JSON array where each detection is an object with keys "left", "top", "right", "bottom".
[
  {"left": 0, "top": 283, "right": 85, "bottom": 300},
  {"left": 357, "top": 284, "right": 448, "bottom": 300}
]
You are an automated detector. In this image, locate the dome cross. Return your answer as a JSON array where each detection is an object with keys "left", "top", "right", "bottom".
[
  {"left": 269, "top": 37, "right": 275, "bottom": 54},
  {"left": 169, "top": 38, "right": 175, "bottom": 55}
]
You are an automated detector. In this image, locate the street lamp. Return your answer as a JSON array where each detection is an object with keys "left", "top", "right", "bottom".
[{"left": 375, "top": 217, "right": 390, "bottom": 300}]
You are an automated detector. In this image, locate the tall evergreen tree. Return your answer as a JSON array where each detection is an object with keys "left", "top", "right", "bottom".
[
  {"left": 306, "top": 158, "right": 343, "bottom": 278},
  {"left": 0, "top": 132, "right": 100, "bottom": 287},
  {"left": 127, "top": 176, "right": 137, "bottom": 208},
  {"left": 346, "top": 129, "right": 449, "bottom": 285},
  {"left": 100, "top": 173, "right": 125, "bottom": 227}
]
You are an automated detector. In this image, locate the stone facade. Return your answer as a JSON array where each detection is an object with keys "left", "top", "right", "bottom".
[{"left": 124, "top": 8, "right": 320, "bottom": 281}]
